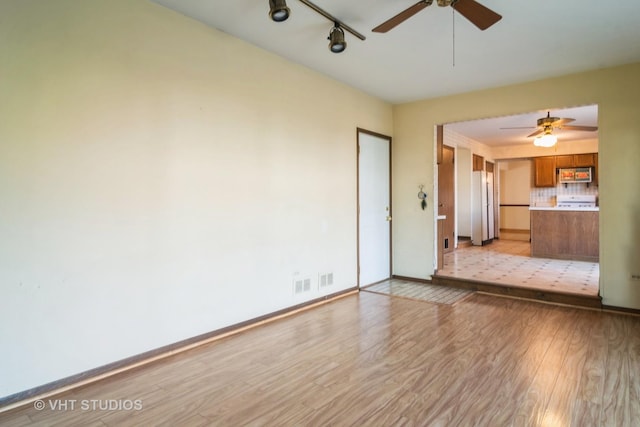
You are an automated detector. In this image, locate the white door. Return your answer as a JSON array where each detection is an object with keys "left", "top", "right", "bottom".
[{"left": 358, "top": 130, "right": 391, "bottom": 286}]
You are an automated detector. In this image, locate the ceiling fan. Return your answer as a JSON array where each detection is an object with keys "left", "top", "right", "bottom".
[
  {"left": 372, "top": 0, "right": 502, "bottom": 33},
  {"left": 501, "top": 112, "right": 599, "bottom": 138}
]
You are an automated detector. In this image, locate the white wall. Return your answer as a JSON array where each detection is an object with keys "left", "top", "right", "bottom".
[
  {"left": 456, "top": 148, "right": 472, "bottom": 238},
  {"left": 0, "top": 0, "right": 392, "bottom": 398}
]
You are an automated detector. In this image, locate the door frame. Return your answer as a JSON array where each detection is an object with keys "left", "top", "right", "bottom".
[
  {"left": 356, "top": 128, "right": 392, "bottom": 288},
  {"left": 438, "top": 144, "right": 456, "bottom": 255}
]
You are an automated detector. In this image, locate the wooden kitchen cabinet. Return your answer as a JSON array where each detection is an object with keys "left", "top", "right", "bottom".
[
  {"left": 534, "top": 156, "right": 556, "bottom": 187},
  {"left": 473, "top": 154, "right": 484, "bottom": 171},
  {"left": 555, "top": 153, "right": 597, "bottom": 168},
  {"left": 555, "top": 155, "right": 575, "bottom": 168},
  {"left": 574, "top": 153, "right": 596, "bottom": 167},
  {"left": 531, "top": 210, "right": 599, "bottom": 262}
]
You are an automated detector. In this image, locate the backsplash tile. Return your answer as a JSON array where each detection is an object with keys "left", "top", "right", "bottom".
[{"left": 530, "top": 182, "right": 598, "bottom": 207}]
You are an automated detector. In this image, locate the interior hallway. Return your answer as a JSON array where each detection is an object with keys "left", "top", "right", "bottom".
[{"left": 436, "top": 239, "right": 599, "bottom": 297}]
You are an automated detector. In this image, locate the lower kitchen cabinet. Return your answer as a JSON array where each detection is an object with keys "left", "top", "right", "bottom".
[{"left": 530, "top": 209, "right": 599, "bottom": 262}]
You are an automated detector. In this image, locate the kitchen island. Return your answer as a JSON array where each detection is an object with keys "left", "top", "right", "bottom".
[{"left": 530, "top": 207, "right": 599, "bottom": 262}]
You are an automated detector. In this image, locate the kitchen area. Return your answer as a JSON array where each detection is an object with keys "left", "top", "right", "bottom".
[
  {"left": 529, "top": 153, "right": 599, "bottom": 262},
  {"left": 438, "top": 106, "right": 601, "bottom": 305},
  {"left": 436, "top": 148, "right": 601, "bottom": 305}
]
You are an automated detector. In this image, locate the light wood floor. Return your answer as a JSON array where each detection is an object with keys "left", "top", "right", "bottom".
[
  {"left": 438, "top": 240, "right": 600, "bottom": 296},
  {"left": 2, "top": 290, "right": 639, "bottom": 426}
]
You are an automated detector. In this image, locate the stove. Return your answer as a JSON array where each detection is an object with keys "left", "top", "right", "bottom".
[{"left": 556, "top": 194, "right": 597, "bottom": 209}]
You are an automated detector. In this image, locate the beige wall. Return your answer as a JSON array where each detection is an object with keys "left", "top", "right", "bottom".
[
  {"left": 499, "top": 160, "right": 532, "bottom": 231},
  {"left": 393, "top": 62, "right": 640, "bottom": 309},
  {"left": 0, "top": 0, "right": 392, "bottom": 398}
]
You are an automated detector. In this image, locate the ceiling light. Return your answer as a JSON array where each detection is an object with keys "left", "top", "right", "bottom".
[
  {"left": 328, "top": 24, "right": 346, "bottom": 53},
  {"left": 534, "top": 133, "right": 557, "bottom": 147},
  {"left": 269, "top": 0, "right": 290, "bottom": 22}
]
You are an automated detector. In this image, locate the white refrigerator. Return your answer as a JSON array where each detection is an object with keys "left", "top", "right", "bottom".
[{"left": 472, "top": 170, "right": 495, "bottom": 246}]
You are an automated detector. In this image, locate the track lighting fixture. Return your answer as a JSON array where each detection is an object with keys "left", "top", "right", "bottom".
[
  {"left": 328, "top": 24, "right": 346, "bottom": 53},
  {"left": 268, "top": 0, "right": 364, "bottom": 52},
  {"left": 269, "top": 0, "right": 290, "bottom": 22}
]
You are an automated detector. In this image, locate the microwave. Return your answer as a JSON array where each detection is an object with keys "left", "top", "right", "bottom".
[{"left": 559, "top": 167, "right": 592, "bottom": 183}]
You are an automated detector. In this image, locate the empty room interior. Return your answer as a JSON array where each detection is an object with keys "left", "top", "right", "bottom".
[{"left": 1, "top": 0, "right": 639, "bottom": 425}]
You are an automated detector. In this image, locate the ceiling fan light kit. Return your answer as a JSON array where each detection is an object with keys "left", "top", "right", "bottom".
[
  {"left": 268, "top": 0, "right": 290, "bottom": 22},
  {"left": 534, "top": 133, "right": 558, "bottom": 147},
  {"left": 268, "top": 0, "right": 365, "bottom": 53}
]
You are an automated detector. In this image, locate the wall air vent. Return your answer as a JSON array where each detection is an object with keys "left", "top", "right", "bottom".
[
  {"left": 293, "top": 277, "right": 313, "bottom": 295},
  {"left": 319, "top": 272, "right": 334, "bottom": 288}
]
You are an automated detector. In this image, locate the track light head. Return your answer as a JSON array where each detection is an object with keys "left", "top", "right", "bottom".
[
  {"left": 328, "top": 24, "right": 346, "bottom": 53},
  {"left": 269, "top": 0, "right": 290, "bottom": 22}
]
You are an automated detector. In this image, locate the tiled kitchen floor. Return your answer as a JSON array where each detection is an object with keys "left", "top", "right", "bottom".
[
  {"left": 364, "top": 279, "right": 473, "bottom": 305},
  {"left": 436, "top": 240, "right": 600, "bottom": 296}
]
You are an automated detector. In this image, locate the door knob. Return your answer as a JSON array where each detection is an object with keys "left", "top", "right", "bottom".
[{"left": 386, "top": 216, "right": 392, "bottom": 221}]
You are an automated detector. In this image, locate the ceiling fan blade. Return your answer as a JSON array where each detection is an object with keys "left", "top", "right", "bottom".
[
  {"left": 372, "top": 1, "right": 431, "bottom": 33},
  {"left": 554, "top": 118, "right": 575, "bottom": 125},
  {"left": 559, "top": 125, "right": 599, "bottom": 132},
  {"left": 527, "top": 129, "right": 544, "bottom": 138},
  {"left": 452, "top": 0, "right": 502, "bottom": 31}
]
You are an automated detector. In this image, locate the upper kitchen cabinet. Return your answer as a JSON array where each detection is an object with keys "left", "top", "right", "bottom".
[
  {"left": 555, "top": 153, "right": 597, "bottom": 168},
  {"left": 534, "top": 156, "right": 556, "bottom": 187},
  {"left": 555, "top": 155, "right": 574, "bottom": 168},
  {"left": 575, "top": 153, "right": 597, "bottom": 167},
  {"left": 553, "top": 153, "right": 598, "bottom": 185},
  {"left": 473, "top": 154, "right": 485, "bottom": 171}
]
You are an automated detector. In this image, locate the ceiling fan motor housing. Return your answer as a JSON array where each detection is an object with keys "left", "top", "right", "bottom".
[{"left": 538, "top": 116, "right": 561, "bottom": 127}]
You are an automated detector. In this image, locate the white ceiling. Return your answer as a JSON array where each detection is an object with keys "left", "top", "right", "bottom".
[
  {"left": 446, "top": 104, "right": 598, "bottom": 146},
  {"left": 150, "top": 0, "right": 635, "bottom": 145}
]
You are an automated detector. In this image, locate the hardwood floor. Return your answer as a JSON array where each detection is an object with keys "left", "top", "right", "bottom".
[{"left": 1, "top": 290, "right": 639, "bottom": 426}]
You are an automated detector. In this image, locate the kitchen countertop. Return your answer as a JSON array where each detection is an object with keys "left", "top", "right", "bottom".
[{"left": 529, "top": 206, "right": 599, "bottom": 212}]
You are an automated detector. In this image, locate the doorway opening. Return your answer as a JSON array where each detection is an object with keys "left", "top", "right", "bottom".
[{"left": 434, "top": 105, "right": 600, "bottom": 302}]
